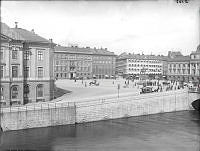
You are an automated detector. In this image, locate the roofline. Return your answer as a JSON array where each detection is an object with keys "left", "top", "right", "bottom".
[{"left": 54, "top": 50, "right": 116, "bottom": 56}]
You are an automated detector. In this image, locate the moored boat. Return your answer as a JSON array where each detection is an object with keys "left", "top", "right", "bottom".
[{"left": 191, "top": 99, "right": 200, "bottom": 111}]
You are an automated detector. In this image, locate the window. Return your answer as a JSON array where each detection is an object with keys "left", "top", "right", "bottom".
[
  {"left": 1, "top": 87, "right": 4, "bottom": 100},
  {"left": 24, "top": 51, "right": 31, "bottom": 60},
  {"left": 12, "top": 66, "right": 18, "bottom": 78},
  {"left": 24, "top": 84, "right": 30, "bottom": 94},
  {"left": 1, "top": 66, "right": 3, "bottom": 78},
  {"left": 24, "top": 67, "right": 30, "bottom": 78},
  {"left": 12, "top": 49, "right": 18, "bottom": 59},
  {"left": 0, "top": 49, "right": 3, "bottom": 60},
  {"left": 11, "top": 85, "right": 18, "bottom": 99},
  {"left": 37, "top": 84, "right": 43, "bottom": 97},
  {"left": 37, "top": 51, "right": 43, "bottom": 60},
  {"left": 37, "top": 67, "right": 43, "bottom": 78}
]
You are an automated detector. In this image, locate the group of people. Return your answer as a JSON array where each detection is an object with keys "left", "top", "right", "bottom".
[{"left": 122, "top": 78, "right": 187, "bottom": 93}]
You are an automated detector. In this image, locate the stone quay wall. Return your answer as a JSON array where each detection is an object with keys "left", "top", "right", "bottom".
[
  {"left": 75, "top": 89, "right": 199, "bottom": 123},
  {"left": 0, "top": 89, "right": 199, "bottom": 131},
  {"left": 0, "top": 103, "right": 76, "bottom": 131}
]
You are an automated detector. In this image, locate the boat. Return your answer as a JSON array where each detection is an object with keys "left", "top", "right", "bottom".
[{"left": 191, "top": 99, "right": 200, "bottom": 111}]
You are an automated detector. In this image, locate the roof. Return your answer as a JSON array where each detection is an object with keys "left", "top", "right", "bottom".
[
  {"left": 55, "top": 46, "right": 116, "bottom": 56},
  {"left": 167, "top": 56, "right": 190, "bottom": 62},
  {"left": 117, "top": 53, "right": 167, "bottom": 61},
  {"left": 1, "top": 22, "right": 51, "bottom": 43},
  {"left": 11, "top": 28, "right": 50, "bottom": 43}
]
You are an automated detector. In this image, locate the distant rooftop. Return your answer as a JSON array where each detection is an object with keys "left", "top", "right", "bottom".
[
  {"left": 168, "top": 51, "right": 183, "bottom": 59},
  {"left": 167, "top": 55, "right": 190, "bottom": 62},
  {"left": 117, "top": 52, "right": 167, "bottom": 60},
  {"left": 55, "top": 45, "right": 116, "bottom": 56}
]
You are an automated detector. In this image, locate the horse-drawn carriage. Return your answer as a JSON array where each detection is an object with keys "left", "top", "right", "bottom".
[{"left": 89, "top": 80, "right": 99, "bottom": 86}]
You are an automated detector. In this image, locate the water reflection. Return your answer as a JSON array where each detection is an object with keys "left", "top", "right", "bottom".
[{"left": 0, "top": 111, "right": 200, "bottom": 151}]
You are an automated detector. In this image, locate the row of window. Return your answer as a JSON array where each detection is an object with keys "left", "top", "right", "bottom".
[
  {"left": 54, "top": 66, "right": 90, "bottom": 72},
  {"left": 128, "top": 64, "right": 162, "bottom": 68},
  {"left": 55, "top": 54, "right": 114, "bottom": 61},
  {"left": 55, "top": 60, "right": 92, "bottom": 66},
  {"left": 191, "top": 54, "right": 200, "bottom": 59},
  {"left": 128, "top": 59, "right": 160, "bottom": 63},
  {"left": 55, "top": 73, "right": 91, "bottom": 78},
  {"left": 55, "top": 54, "right": 92, "bottom": 60},
  {"left": 1, "top": 66, "right": 44, "bottom": 78},
  {"left": 168, "top": 64, "right": 189, "bottom": 68},
  {"left": 128, "top": 68, "right": 161, "bottom": 72},
  {"left": 168, "top": 69, "right": 190, "bottom": 74},
  {"left": 1, "top": 84, "right": 44, "bottom": 100},
  {"left": 93, "top": 61, "right": 112, "bottom": 64},
  {"left": 1, "top": 49, "right": 44, "bottom": 61}
]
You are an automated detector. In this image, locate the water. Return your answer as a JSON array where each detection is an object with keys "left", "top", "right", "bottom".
[{"left": 0, "top": 111, "right": 200, "bottom": 151}]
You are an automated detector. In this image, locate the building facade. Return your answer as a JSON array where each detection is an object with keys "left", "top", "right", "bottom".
[
  {"left": 0, "top": 23, "right": 55, "bottom": 107},
  {"left": 54, "top": 46, "right": 116, "bottom": 79},
  {"left": 54, "top": 46, "right": 93, "bottom": 79},
  {"left": 167, "top": 56, "right": 191, "bottom": 82},
  {"left": 167, "top": 48, "right": 200, "bottom": 84},
  {"left": 190, "top": 45, "right": 200, "bottom": 83},
  {"left": 116, "top": 53, "right": 164, "bottom": 78}
]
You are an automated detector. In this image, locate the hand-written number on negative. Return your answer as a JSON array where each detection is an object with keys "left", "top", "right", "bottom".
[{"left": 177, "top": 0, "right": 189, "bottom": 3}]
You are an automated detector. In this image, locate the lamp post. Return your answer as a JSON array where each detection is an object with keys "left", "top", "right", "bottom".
[{"left": 117, "top": 84, "right": 120, "bottom": 98}]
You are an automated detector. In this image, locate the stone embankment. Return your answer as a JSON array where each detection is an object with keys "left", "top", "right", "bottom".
[{"left": 0, "top": 89, "right": 199, "bottom": 131}]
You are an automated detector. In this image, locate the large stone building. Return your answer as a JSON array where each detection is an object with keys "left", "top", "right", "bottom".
[
  {"left": 116, "top": 53, "right": 165, "bottom": 78},
  {"left": 189, "top": 45, "right": 200, "bottom": 83},
  {"left": 54, "top": 46, "right": 116, "bottom": 79},
  {"left": 0, "top": 23, "right": 55, "bottom": 107},
  {"left": 167, "top": 48, "right": 200, "bottom": 84},
  {"left": 167, "top": 52, "right": 191, "bottom": 82}
]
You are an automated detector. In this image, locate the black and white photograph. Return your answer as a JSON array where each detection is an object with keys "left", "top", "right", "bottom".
[{"left": 0, "top": 0, "right": 200, "bottom": 150}]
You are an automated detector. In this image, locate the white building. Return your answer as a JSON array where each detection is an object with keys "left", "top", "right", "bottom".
[{"left": 116, "top": 53, "right": 164, "bottom": 78}]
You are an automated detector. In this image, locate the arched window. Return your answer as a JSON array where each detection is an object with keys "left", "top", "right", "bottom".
[
  {"left": 37, "top": 84, "right": 43, "bottom": 98},
  {"left": 11, "top": 85, "right": 18, "bottom": 99}
]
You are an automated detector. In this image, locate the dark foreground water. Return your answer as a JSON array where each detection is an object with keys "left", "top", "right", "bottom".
[{"left": 0, "top": 111, "right": 200, "bottom": 151}]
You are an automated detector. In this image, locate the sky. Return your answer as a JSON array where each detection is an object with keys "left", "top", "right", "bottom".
[{"left": 1, "top": 0, "right": 200, "bottom": 55}]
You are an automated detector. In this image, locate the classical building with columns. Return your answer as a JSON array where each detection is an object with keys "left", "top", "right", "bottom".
[
  {"left": 0, "top": 22, "right": 55, "bottom": 107},
  {"left": 190, "top": 45, "right": 200, "bottom": 83},
  {"left": 167, "top": 54, "right": 190, "bottom": 82},
  {"left": 167, "top": 47, "right": 200, "bottom": 84},
  {"left": 54, "top": 46, "right": 116, "bottom": 79}
]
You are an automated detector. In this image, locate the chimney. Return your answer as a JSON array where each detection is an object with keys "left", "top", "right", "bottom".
[
  {"left": 31, "top": 29, "right": 35, "bottom": 34},
  {"left": 49, "top": 38, "right": 53, "bottom": 43},
  {"left": 15, "top": 22, "right": 18, "bottom": 28}
]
